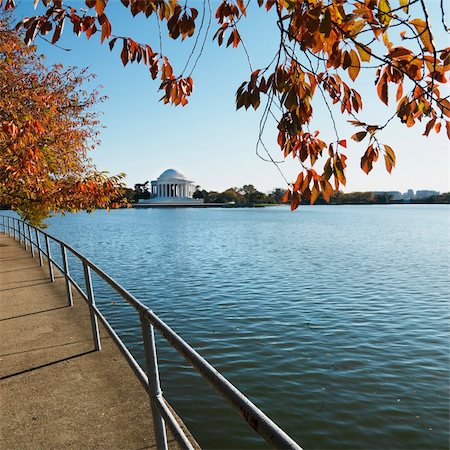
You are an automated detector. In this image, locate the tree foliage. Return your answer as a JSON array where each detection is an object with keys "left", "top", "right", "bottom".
[
  {"left": 2, "top": 0, "right": 449, "bottom": 211},
  {"left": 0, "top": 16, "right": 125, "bottom": 225}
]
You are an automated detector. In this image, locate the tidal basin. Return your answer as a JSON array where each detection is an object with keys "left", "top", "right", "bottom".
[{"left": 4, "top": 204, "right": 448, "bottom": 449}]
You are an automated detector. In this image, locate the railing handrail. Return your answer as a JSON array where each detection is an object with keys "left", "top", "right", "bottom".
[{"left": 0, "top": 214, "right": 302, "bottom": 450}]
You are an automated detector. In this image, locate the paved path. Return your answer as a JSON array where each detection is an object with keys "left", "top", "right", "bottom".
[{"left": 0, "top": 233, "right": 195, "bottom": 449}]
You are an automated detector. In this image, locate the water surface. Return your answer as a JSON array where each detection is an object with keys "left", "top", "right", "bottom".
[{"left": 5, "top": 205, "right": 449, "bottom": 449}]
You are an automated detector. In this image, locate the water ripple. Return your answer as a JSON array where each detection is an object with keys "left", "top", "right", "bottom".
[{"left": 36, "top": 205, "right": 450, "bottom": 450}]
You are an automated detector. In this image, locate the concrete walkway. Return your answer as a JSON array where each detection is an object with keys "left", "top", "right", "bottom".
[{"left": 0, "top": 233, "right": 195, "bottom": 449}]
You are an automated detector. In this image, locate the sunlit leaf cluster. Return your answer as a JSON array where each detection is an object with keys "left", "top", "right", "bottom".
[{"left": 0, "top": 17, "right": 125, "bottom": 225}]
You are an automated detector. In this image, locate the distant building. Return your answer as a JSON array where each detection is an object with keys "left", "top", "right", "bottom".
[
  {"left": 138, "top": 169, "right": 204, "bottom": 205},
  {"left": 416, "top": 190, "right": 439, "bottom": 199},
  {"left": 402, "top": 189, "right": 415, "bottom": 200},
  {"left": 372, "top": 191, "right": 402, "bottom": 200}
]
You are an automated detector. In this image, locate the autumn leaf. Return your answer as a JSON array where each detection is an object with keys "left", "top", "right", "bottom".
[
  {"left": 357, "top": 44, "right": 372, "bottom": 62},
  {"left": 280, "top": 189, "right": 290, "bottom": 203},
  {"left": 0, "top": 19, "right": 125, "bottom": 225},
  {"left": 5, "top": 0, "right": 449, "bottom": 213},
  {"left": 410, "top": 18, "right": 434, "bottom": 53},
  {"left": 348, "top": 49, "right": 360, "bottom": 81},
  {"left": 99, "top": 14, "right": 111, "bottom": 43},
  {"left": 377, "top": 71, "right": 389, "bottom": 105},
  {"left": 378, "top": 0, "right": 392, "bottom": 26},
  {"left": 399, "top": 0, "right": 409, "bottom": 13},
  {"left": 120, "top": 39, "right": 129, "bottom": 65},
  {"left": 291, "top": 191, "right": 300, "bottom": 211},
  {"left": 95, "top": 0, "right": 106, "bottom": 16},
  {"left": 236, "top": 0, "right": 246, "bottom": 16},
  {"left": 351, "top": 131, "right": 367, "bottom": 142},
  {"left": 383, "top": 144, "right": 396, "bottom": 173}
]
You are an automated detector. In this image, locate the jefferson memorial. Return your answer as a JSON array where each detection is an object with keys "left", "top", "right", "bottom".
[{"left": 138, "top": 169, "right": 204, "bottom": 205}]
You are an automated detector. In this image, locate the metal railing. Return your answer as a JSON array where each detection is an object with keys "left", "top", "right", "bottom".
[{"left": 1, "top": 214, "right": 302, "bottom": 450}]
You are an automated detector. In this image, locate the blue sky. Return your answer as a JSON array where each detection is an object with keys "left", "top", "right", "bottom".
[{"left": 14, "top": 1, "right": 450, "bottom": 193}]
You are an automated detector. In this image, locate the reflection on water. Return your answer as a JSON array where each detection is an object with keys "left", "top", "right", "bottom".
[{"left": 10, "top": 205, "right": 450, "bottom": 449}]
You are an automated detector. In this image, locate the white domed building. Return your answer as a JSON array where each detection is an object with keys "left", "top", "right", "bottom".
[{"left": 139, "top": 169, "right": 204, "bottom": 205}]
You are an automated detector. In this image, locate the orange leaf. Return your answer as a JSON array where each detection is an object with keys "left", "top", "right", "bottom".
[
  {"left": 95, "top": 0, "right": 106, "bottom": 16},
  {"left": 236, "top": 0, "right": 246, "bottom": 16},
  {"left": 281, "top": 189, "right": 290, "bottom": 203},
  {"left": 100, "top": 16, "right": 111, "bottom": 43},
  {"left": 396, "top": 83, "right": 403, "bottom": 102},
  {"left": 410, "top": 18, "right": 434, "bottom": 53},
  {"left": 320, "top": 179, "right": 333, "bottom": 202},
  {"left": 384, "top": 144, "right": 395, "bottom": 173},
  {"left": 310, "top": 185, "right": 319, "bottom": 205},
  {"left": 291, "top": 191, "right": 300, "bottom": 211}
]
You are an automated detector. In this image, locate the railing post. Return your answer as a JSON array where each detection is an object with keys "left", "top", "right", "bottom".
[
  {"left": 44, "top": 235, "right": 55, "bottom": 282},
  {"left": 17, "top": 220, "right": 22, "bottom": 244},
  {"left": 140, "top": 312, "right": 168, "bottom": 450},
  {"left": 12, "top": 218, "right": 17, "bottom": 240},
  {"left": 24, "top": 222, "right": 28, "bottom": 249},
  {"left": 1, "top": 216, "right": 4, "bottom": 234},
  {"left": 61, "top": 244, "right": 73, "bottom": 306},
  {"left": 8, "top": 217, "right": 12, "bottom": 238},
  {"left": 27, "top": 224, "right": 35, "bottom": 257},
  {"left": 35, "top": 229, "right": 43, "bottom": 267},
  {"left": 22, "top": 221, "right": 27, "bottom": 250},
  {"left": 21, "top": 221, "right": 26, "bottom": 246},
  {"left": 83, "top": 261, "right": 101, "bottom": 351}
]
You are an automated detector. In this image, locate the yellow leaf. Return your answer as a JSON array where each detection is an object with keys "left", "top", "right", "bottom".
[
  {"left": 378, "top": 0, "right": 392, "bottom": 26},
  {"left": 348, "top": 49, "right": 360, "bottom": 81},
  {"left": 399, "top": 0, "right": 409, "bottom": 13},
  {"left": 357, "top": 44, "right": 372, "bottom": 62}
]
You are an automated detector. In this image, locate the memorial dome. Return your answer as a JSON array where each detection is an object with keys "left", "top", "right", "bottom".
[
  {"left": 140, "top": 168, "right": 202, "bottom": 204},
  {"left": 157, "top": 169, "right": 187, "bottom": 181}
]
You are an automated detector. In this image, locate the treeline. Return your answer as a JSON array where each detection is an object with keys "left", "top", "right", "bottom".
[
  {"left": 127, "top": 183, "right": 449, "bottom": 205},
  {"left": 2, "top": 189, "right": 448, "bottom": 212},
  {"left": 327, "top": 191, "right": 449, "bottom": 204},
  {"left": 193, "top": 185, "right": 281, "bottom": 205},
  {"left": 127, "top": 183, "right": 282, "bottom": 205}
]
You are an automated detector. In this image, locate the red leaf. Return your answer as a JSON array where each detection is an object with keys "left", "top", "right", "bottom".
[
  {"left": 377, "top": 72, "right": 389, "bottom": 106},
  {"left": 120, "top": 39, "right": 129, "bottom": 66}
]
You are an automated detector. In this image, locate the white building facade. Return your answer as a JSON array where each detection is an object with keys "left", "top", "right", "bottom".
[{"left": 139, "top": 169, "right": 204, "bottom": 205}]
